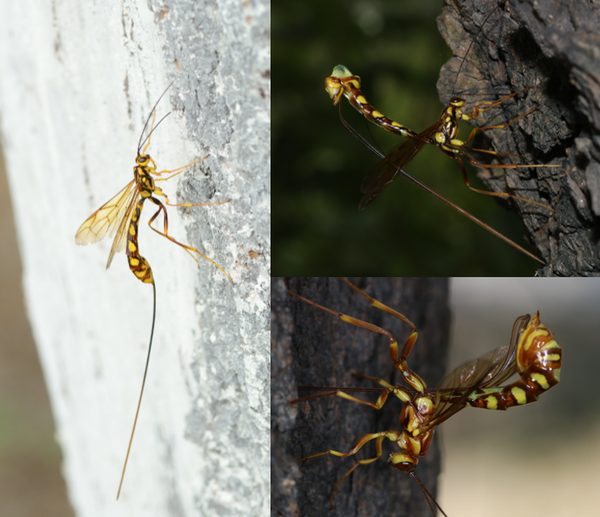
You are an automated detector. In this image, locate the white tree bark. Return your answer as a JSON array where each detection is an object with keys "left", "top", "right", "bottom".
[{"left": 0, "top": 1, "right": 270, "bottom": 516}]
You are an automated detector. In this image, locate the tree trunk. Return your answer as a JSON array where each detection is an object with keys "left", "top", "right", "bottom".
[
  {"left": 0, "top": 1, "right": 270, "bottom": 516},
  {"left": 437, "top": 0, "right": 600, "bottom": 275},
  {"left": 272, "top": 278, "right": 450, "bottom": 517}
]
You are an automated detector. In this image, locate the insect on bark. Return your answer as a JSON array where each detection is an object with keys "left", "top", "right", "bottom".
[
  {"left": 324, "top": 0, "right": 560, "bottom": 266},
  {"left": 285, "top": 277, "right": 561, "bottom": 516},
  {"left": 75, "top": 82, "right": 233, "bottom": 499}
]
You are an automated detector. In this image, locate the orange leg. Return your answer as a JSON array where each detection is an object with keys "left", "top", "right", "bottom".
[
  {"left": 335, "top": 373, "right": 411, "bottom": 409},
  {"left": 153, "top": 153, "right": 211, "bottom": 182},
  {"left": 288, "top": 278, "right": 426, "bottom": 392},
  {"left": 298, "top": 431, "right": 400, "bottom": 508},
  {"left": 446, "top": 90, "right": 559, "bottom": 211},
  {"left": 462, "top": 86, "right": 534, "bottom": 122},
  {"left": 292, "top": 374, "right": 411, "bottom": 410},
  {"left": 151, "top": 157, "right": 231, "bottom": 211},
  {"left": 444, "top": 151, "right": 554, "bottom": 211},
  {"left": 146, "top": 196, "right": 233, "bottom": 284},
  {"left": 462, "top": 102, "right": 539, "bottom": 147}
]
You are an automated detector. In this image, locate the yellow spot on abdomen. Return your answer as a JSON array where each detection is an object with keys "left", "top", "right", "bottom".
[
  {"left": 485, "top": 396, "right": 498, "bottom": 410},
  {"left": 372, "top": 110, "right": 384, "bottom": 118},
  {"left": 357, "top": 95, "right": 367, "bottom": 105},
  {"left": 511, "top": 387, "right": 527, "bottom": 405},
  {"left": 531, "top": 372, "right": 550, "bottom": 390},
  {"left": 128, "top": 241, "right": 137, "bottom": 253}
]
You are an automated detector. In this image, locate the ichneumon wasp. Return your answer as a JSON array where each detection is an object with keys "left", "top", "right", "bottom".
[
  {"left": 287, "top": 278, "right": 561, "bottom": 516},
  {"left": 324, "top": 1, "right": 560, "bottom": 265},
  {"left": 75, "top": 82, "right": 233, "bottom": 499}
]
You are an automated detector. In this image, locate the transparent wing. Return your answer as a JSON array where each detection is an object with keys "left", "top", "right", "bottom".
[
  {"left": 75, "top": 181, "right": 137, "bottom": 246},
  {"left": 359, "top": 123, "right": 438, "bottom": 210},
  {"left": 105, "top": 188, "right": 141, "bottom": 268},
  {"left": 75, "top": 181, "right": 142, "bottom": 268},
  {"left": 421, "top": 314, "right": 531, "bottom": 432}
]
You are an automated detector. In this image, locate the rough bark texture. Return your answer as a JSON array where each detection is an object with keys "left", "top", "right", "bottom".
[
  {"left": 0, "top": 1, "right": 269, "bottom": 516},
  {"left": 437, "top": 0, "right": 600, "bottom": 275},
  {"left": 272, "top": 278, "right": 450, "bottom": 517}
]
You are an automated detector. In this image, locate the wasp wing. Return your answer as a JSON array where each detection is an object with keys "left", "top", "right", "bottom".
[
  {"left": 75, "top": 180, "right": 141, "bottom": 268},
  {"left": 75, "top": 181, "right": 137, "bottom": 245},
  {"left": 422, "top": 314, "right": 531, "bottom": 432},
  {"left": 359, "top": 124, "right": 438, "bottom": 210}
]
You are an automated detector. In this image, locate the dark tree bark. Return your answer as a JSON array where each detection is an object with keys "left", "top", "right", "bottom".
[
  {"left": 437, "top": 0, "right": 600, "bottom": 275},
  {"left": 272, "top": 278, "right": 450, "bottom": 517}
]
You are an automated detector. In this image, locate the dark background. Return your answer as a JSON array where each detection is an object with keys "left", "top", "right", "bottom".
[{"left": 272, "top": 0, "right": 535, "bottom": 275}]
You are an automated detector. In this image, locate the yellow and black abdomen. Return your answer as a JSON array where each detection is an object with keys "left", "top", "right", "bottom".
[
  {"left": 126, "top": 197, "right": 154, "bottom": 285},
  {"left": 467, "top": 312, "right": 561, "bottom": 411}
]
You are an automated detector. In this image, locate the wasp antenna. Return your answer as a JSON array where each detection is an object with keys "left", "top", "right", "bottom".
[
  {"left": 138, "top": 111, "right": 172, "bottom": 155},
  {"left": 137, "top": 79, "right": 176, "bottom": 154},
  {"left": 410, "top": 471, "right": 449, "bottom": 517}
]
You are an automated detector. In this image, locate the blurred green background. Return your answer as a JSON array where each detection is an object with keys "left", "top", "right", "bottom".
[{"left": 272, "top": 0, "right": 534, "bottom": 275}]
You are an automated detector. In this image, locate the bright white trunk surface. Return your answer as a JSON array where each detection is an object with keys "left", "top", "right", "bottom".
[{"left": 0, "top": 0, "right": 270, "bottom": 516}]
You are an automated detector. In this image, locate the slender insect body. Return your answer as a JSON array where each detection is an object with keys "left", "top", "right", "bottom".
[
  {"left": 126, "top": 197, "right": 153, "bottom": 284},
  {"left": 124, "top": 156, "right": 159, "bottom": 284},
  {"left": 286, "top": 278, "right": 448, "bottom": 517},
  {"left": 326, "top": 66, "right": 475, "bottom": 154},
  {"left": 290, "top": 278, "right": 562, "bottom": 516},
  {"left": 325, "top": 67, "right": 420, "bottom": 142},
  {"left": 324, "top": 1, "right": 560, "bottom": 266},
  {"left": 74, "top": 83, "right": 233, "bottom": 499}
]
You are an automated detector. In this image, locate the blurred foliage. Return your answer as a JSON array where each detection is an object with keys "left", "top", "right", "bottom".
[{"left": 272, "top": 0, "right": 534, "bottom": 275}]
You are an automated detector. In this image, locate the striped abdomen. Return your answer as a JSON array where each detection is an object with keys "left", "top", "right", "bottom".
[
  {"left": 325, "top": 65, "right": 422, "bottom": 141},
  {"left": 467, "top": 312, "right": 561, "bottom": 410},
  {"left": 126, "top": 197, "right": 154, "bottom": 285}
]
